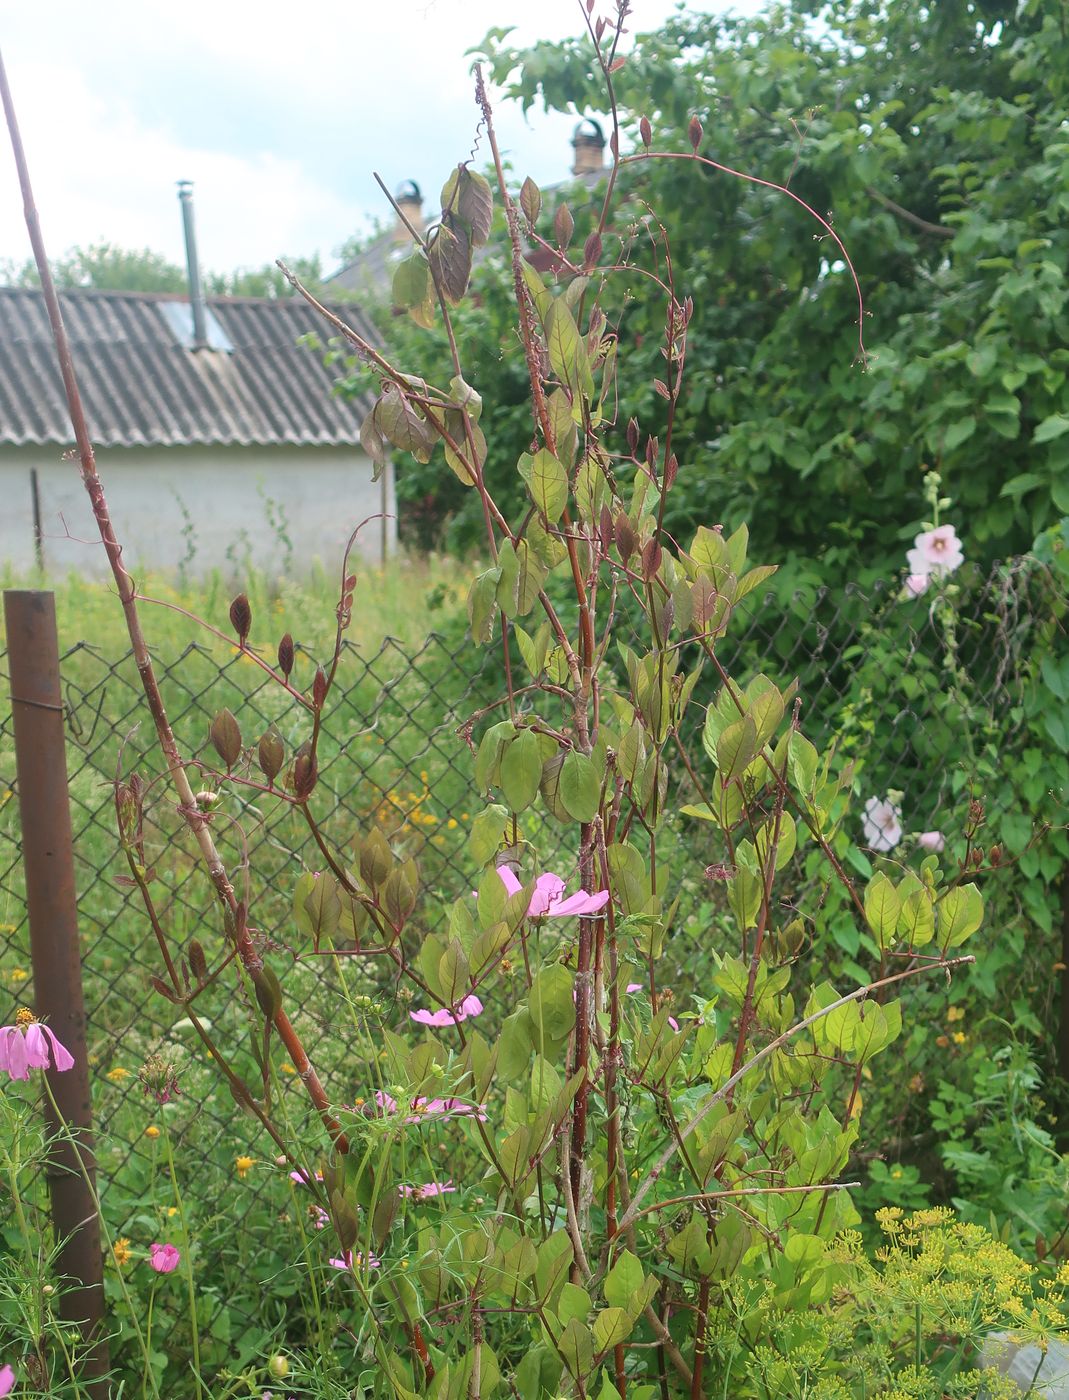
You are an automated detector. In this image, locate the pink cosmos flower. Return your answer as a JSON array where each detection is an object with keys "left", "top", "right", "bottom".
[
  {"left": 625, "top": 983, "right": 680, "bottom": 1032},
  {"left": 918, "top": 830, "right": 945, "bottom": 853},
  {"left": 906, "top": 524, "right": 964, "bottom": 581},
  {"left": 149, "top": 1242, "right": 181, "bottom": 1274},
  {"left": 329, "top": 1248, "right": 380, "bottom": 1272},
  {"left": 375, "top": 1090, "right": 487, "bottom": 1123},
  {"left": 862, "top": 796, "right": 902, "bottom": 853},
  {"left": 410, "top": 994, "right": 483, "bottom": 1027},
  {"left": 904, "top": 573, "right": 930, "bottom": 598},
  {"left": 0, "top": 1017, "right": 75, "bottom": 1082},
  {"left": 400, "top": 1181, "right": 456, "bottom": 1199},
  {"left": 0, "top": 1364, "right": 14, "bottom": 1397},
  {"left": 496, "top": 867, "right": 609, "bottom": 918},
  {"left": 288, "top": 1168, "right": 324, "bottom": 1187}
]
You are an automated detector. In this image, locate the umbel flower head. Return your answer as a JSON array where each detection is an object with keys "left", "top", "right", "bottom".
[{"left": 0, "top": 1008, "right": 74, "bottom": 1081}]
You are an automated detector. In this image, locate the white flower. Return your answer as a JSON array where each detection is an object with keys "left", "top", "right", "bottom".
[
  {"left": 906, "top": 524, "right": 964, "bottom": 580},
  {"left": 918, "top": 830, "right": 945, "bottom": 853},
  {"left": 862, "top": 796, "right": 902, "bottom": 852}
]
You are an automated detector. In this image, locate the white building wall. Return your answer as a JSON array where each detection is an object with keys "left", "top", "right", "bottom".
[{"left": 0, "top": 444, "right": 396, "bottom": 578}]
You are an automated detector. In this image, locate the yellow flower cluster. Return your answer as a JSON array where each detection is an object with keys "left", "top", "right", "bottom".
[
  {"left": 235, "top": 1154, "right": 255, "bottom": 1179},
  {"left": 112, "top": 1238, "right": 132, "bottom": 1267}
]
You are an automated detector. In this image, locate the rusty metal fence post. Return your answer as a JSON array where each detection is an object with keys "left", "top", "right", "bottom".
[{"left": 4, "top": 589, "right": 110, "bottom": 1395}]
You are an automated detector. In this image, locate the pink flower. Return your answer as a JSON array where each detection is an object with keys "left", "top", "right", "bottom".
[
  {"left": 906, "top": 524, "right": 964, "bottom": 581},
  {"left": 410, "top": 994, "right": 483, "bottom": 1027},
  {"left": 400, "top": 1180, "right": 456, "bottom": 1199},
  {"left": 862, "top": 796, "right": 902, "bottom": 853},
  {"left": 625, "top": 983, "right": 679, "bottom": 1032},
  {"left": 904, "top": 573, "right": 929, "bottom": 598},
  {"left": 288, "top": 1168, "right": 323, "bottom": 1187},
  {"left": 375, "top": 1090, "right": 487, "bottom": 1123},
  {"left": 148, "top": 1242, "right": 181, "bottom": 1274},
  {"left": 0, "top": 1017, "right": 75, "bottom": 1082},
  {"left": 918, "top": 830, "right": 945, "bottom": 853},
  {"left": 329, "top": 1248, "right": 380, "bottom": 1272},
  {"left": 496, "top": 867, "right": 609, "bottom": 918},
  {"left": 0, "top": 1364, "right": 14, "bottom": 1396}
]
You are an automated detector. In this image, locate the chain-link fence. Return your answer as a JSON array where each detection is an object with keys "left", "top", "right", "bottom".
[{"left": 0, "top": 557, "right": 1061, "bottom": 1378}]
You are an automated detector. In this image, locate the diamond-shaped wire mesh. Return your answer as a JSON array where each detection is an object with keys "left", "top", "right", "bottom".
[{"left": 0, "top": 557, "right": 1055, "bottom": 1377}]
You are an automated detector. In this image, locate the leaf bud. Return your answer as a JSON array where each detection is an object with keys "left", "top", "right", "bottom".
[
  {"left": 626, "top": 417, "right": 640, "bottom": 454},
  {"left": 312, "top": 666, "right": 329, "bottom": 710},
  {"left": 253, "top": 967, "right": 283, "bottom": 1018},
  {"left": 292, "top": 743, "right": 318, "bottom": 803},
  {"left": 150, "top": 976, "right": 180, "bottom": 1003},
  {"left": 229, "top": 593, "right": 252, "bottom": 645},
  {"left": 688, "top": 114, "right": 704, "bottom": 152},
  {"left": 187, "top": 939, "right": 208, "bottom": 984},
  {"left": 520, "top": 175, "right": 542, "bottom": 226},
  {"left": 645, "top": 435, "right": 659, "bottom": 470},
  {"left": 665, "top": 453, "right": 679, "bottom": 490},
  {"left": 257, "top": 725, "right": 285, "bottom": 782},
  {"left": 639, "top": 115, "right": 652, "bottom": 149},
  {"left": 209, "top": 709, "right": 242, "bottom": 769},
  {"left": 988, "top": 844, "right": 1002, "bottom": 866},
  {"left": 554, "top": 201, "right": 574, "bottom": 249},
  {"left": 582, "top": 230, "right": 602, "bottom": 271},
  {"left": 278, "top": 633, "right": 295, "bottom": 679},
  {"left": 641, "top": 537, "right": 663, "bottom": 581},
  {"left": 614, "top": 513, "right": 637, "bottom": 562}
]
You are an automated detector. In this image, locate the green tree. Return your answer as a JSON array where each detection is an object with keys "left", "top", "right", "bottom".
[{"left": 371, "top": 0, "right": 1069, "bottom": 581}]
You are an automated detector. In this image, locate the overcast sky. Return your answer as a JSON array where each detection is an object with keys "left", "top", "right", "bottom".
[{"left": 0, "top": 0, "right": 759, "bottom": 281}]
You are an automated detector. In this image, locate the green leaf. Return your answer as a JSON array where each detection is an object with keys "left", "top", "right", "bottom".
[
  {"left": 467, "top": 567, "right": 500, "bottom": 645},
  {"left": 557, "top": 1282, "right": 591, "bottom": 1327},
  {"left": 500, "top": 729, "right": 542, "bottom": 812},
  {"left": 545, "top": 297, "right": 594, "bottom": 400},
  {"left": 528, "top": 965, "right": 576, "bottom": 1042},
  {"left": 524, "top": 449, "right": 569, "bottom": 523},
  {"left": 468, "top": 804, "right": 509, "bottom": 867},
  {"left": 559, "top": 750, "right": 600, "bottom": 822},
  {"left": 938, "top": 882, "right": 984, "bottom": 947},
  {"left": 716, "top": 714, "right": 758, "bottom": 783},
  {"left": 440, "top": 166, "right": 494, "bottom": 246},
  {"left": 604, "top": 1250, "right": 645, "bottom": 1311},
  {"left": 1034, "top": 413, "right": 1069, "bottom": 444},
  {"left": 864, "top": 872, "right": 901, "bottom": 949},
  {"left": 593, "top": 1307, "right": 632, "bottom": 1353}
]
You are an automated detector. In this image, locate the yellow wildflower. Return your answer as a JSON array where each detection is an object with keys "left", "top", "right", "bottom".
[
  {"left": 235, "top": 1155, "right": 255, "bottom": 1179},
  {"left": 166, "top": 1206, "right": 178, "bottom": 1217},
  {"left": 447, "top": 818, "right": 458, "bottom": 830},
  {"left": 946, "top": 1005, "right": 965, "bottom": 1023},
  {"left": 952, "top": 1030, "right": 967, "bottom": 1045},
  {"left": 106, "top": 1066, "right": 130, "bottom": 1084},
  {"left": 144, "top": 1125, "right": 160, "bottom": 1139},
  {"left": 280, "top": 1061, "right": 296, "bottom": 1076},
  {"left": 113, "top": 1238, "right": 132, "bottom": 1267}
]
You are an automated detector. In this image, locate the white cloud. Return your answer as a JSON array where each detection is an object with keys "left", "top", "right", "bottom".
[{"left": 0, "top": 0, "right": 758, "bottom": 276}]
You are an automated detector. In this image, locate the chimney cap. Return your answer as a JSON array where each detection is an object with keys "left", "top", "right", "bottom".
[
  {"left": 572, "top": 118, "right": 605, "bottom": 148},
  {"left": 396, "top": 179, "right": 422, "bottom": 205}
]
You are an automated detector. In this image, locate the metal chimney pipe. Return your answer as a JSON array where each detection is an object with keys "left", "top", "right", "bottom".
[{"left": 177, "top": 179, "right": 209, "bottom": 350}]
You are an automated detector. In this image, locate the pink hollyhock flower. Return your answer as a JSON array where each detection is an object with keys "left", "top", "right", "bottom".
[
  {"left": 625, "top": 983, "right": 680, "bottom": 1032},
  {"left": 410, "top": 994, "right": 483, "bottom": 1027},
  {"left": 918, "top": 830, "right": 945, "bottom": 853},
  {"left": 906, "top": 524, "right": 964, "bottom": 580},
  {"left": 375, "top": 1090, "right": 487, "bottom": 1123},
  {"left": 149, "top": 1242, "right": 181, "bottom": 1274},
  {"left": 0, "top": 1015, "right": 74, "bottom": 1082},
  {"left": 0, "top": 1364, "right": 14, "bottom": 1396},
  {"left": 496, "top": 867, "right": 609, "bottom": 918},
  {"left": 904, "top": 573, "right": 929, "bottom": 598},
  {"left": 400, "top": 1180, "right": 456, "bottom": 1199},
  {"left": 329, "top": 1248, "right": 380, "bottom": 1271},
  {"left": 862, "top": 796, "right": 902, "bottom": 853}
]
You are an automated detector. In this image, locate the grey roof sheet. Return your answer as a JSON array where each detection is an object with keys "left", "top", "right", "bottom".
[{"left": 0, "top": 286, "right": 379, "bottom": 449}]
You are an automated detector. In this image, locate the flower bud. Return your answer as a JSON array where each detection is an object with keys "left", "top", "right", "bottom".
[
  {"left": 639, "top": 115, "right": 652, "bottom": 148},
  {"left": 277, "top": 633, "right": 295, "bottom": 679},
  {"left": 228, "top": 593, "right": 252, "bottom": 645},
  {"left": 688, "top": 114, "right": 703, "bottom": 151}
]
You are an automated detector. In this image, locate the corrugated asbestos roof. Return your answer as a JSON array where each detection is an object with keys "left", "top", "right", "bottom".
[{"left": 0, "top": 286, "right": 379, "bottom": 449}]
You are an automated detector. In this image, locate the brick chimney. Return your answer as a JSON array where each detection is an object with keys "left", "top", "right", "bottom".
[
  {"left": 392, "top": 180, "right": 424, "bottom": 243},
  {"left": 571, "top": 119, "right": 606, "bottom": 177}
]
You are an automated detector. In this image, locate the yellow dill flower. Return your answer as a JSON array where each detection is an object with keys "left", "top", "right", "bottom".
[
  {"left": 947, "top": 1005, "right": 965, "bottom": 1023},
  {"left": 144, "top": 1125, "right": 160, "bottom": 1139},
  {"left": 235, "top": 1155, "right": 255, "bottom": 1179},
  {"left": 447, "top": 818, "right": 458, "bottom": 830},
  {"left": 166, "top": 1206, "right": 178, "bottom": 1217},
  {"left": 105, "top": 1066, "right": 130, "bottom": 1083},
  {"left": 4, "top": 966, "right": 27, "bottom": 982},
  {"left": 952, "top": 1030, "right": 967, "bottom": 1045},
  {"left": 112, "top": 1238, "right": 132, "bottom": 1267}
]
